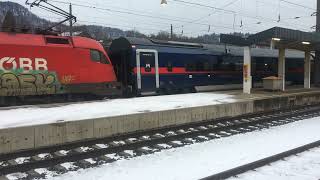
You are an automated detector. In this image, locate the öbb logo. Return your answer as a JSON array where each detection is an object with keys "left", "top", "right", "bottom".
[{"left": 0, "top": 57, "right": 48, "bottom": 71}]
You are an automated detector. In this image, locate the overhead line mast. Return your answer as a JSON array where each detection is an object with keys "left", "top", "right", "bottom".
[
  {"left": 25, "top": 0, "right": 76, "bottom": 35},
  {"left": 315, "top": 0, "right": 320, "bottom": 86}
]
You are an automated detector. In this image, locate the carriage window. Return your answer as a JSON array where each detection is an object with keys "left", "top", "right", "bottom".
[
  {"left": 222, "top": 56, "right": 236, "bottom": 71},
  {"left": 167, "top": 62, "right": 173, "bottom": 72},
  {"left": 186, "top": 63, "right": 196, "bottom": 71},
  {"left": 196, "top": 62, "right": 204, "bottom": 71},
  {"left": 204, "top": 62, "right": 211, "bottom": 71},
  {"left": 235, "top": 56, "right": 243, "bottom": 71},
  {"left": 211, "top": 58, "right": 219, "bottom": 70}
]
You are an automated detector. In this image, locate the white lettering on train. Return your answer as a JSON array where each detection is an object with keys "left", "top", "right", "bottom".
[
  {"left": 0, "top": 57, "right": 17, "bottom": 70},
  {"left": 19, "top": 58, "right": 33, "bottom": 71},
  {"left": 0, "top": 57, "right": 48, "bottom": 71},
  {"left": 35, "top": 58, "right": 48, "bottom": 71}
]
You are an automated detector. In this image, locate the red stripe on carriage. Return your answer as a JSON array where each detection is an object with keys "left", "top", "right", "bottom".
[{"left": 133, "top": 67, "right": 242, "bottom": 75}]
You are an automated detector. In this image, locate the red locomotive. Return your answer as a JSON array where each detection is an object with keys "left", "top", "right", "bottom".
[{"left": 0, "top": 32, "right": 120, "bottom": 97}]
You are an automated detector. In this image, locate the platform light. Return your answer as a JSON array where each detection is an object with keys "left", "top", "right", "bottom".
[
  {"left": 272, "top": 38, "right": 281, "bottom": 41},
  {"left": 161, "top": 0, "right": 167, "bottom": 6},
  {"left": 302, "top": 41, "right": 311, "bottom": 45}
]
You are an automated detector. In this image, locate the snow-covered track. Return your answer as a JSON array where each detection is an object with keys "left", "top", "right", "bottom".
[
  {"left": 1, "top": 105, "right": 320, "bottom": 179},
  {"left": 201, "top": 140, "right": 320, "bottom": 180}
]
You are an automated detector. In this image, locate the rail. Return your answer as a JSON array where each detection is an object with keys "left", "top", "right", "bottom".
[{"left": 201, "top": 140, "right": 320, "bottom": 180}]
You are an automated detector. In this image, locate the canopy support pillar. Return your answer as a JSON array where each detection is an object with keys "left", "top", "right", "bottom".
[
  {"left": 243, "top": 46, "right": 252, "bottom": 94},
  {"left": 278, "top": 48, "right": 286, "bottom": 91},
  {"left": 304, "top": 51, "right": 311, "bottom": 89}
]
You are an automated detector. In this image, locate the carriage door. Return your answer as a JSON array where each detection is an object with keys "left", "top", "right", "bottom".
[{"left": 136, "top": 49, "right": 159, "bottom": 92}]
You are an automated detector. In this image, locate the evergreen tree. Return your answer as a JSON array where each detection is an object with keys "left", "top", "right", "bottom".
[{"left": 2, "top": 11, "right": 16, "bottom": 32}]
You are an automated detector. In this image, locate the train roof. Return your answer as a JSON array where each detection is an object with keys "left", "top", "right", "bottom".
[
  {"left": 0, "top": 32, "right": 105, "bottom": 53},
  {"left": 109, "top": 37, "right": 215, "bottom": 55},
  {"left": 109, "top": 37, "right": 306, "bottom": 59}
]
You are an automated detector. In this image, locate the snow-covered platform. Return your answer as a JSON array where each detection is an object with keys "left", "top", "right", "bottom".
[{"left": 1, "top": 88, "right": 320, "bottom": 154}]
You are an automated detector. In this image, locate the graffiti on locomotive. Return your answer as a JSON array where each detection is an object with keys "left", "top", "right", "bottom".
[{"left": 0, "top": 57, "right": 61, "bottom": 96}]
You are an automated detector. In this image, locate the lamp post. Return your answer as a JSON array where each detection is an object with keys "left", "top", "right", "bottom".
[{"left": 161, "top": 0, "right": 167, "bottom": 6}]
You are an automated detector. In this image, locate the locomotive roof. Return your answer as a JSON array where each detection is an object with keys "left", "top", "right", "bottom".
[
  {"left": 110, "top": 37, "right": 305, "bottom": 59},
  {"left": 0, "top": 32, "right": 105, "bottom": 53}
]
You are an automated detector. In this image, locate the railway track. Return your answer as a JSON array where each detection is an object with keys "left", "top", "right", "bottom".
[
  {"left": 1, "top": 105, "right": 320, "bottom": 179},
  {"left": 201, "top": 140, "right": 320, "bottom": 180}
]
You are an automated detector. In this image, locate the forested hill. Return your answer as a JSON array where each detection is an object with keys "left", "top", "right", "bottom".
[{"left": 0, "top": 1, "right": 237, "bottom": 44}]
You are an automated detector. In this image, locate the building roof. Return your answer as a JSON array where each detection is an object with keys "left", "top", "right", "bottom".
[{"left": 220, "top": 27, "right": 320, "bottom": 51}]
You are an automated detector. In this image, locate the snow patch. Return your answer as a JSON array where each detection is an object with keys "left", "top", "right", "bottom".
[
  {"left": 58, "top": 150, "right": 69, "bottom": 156},
  {"left": 105, "top": 154, "right": 121, "bottom": 160},
  {"left": 123, "top": 150, "right": 135, "bottom": 156},
  {"left": 15, "top": 157, "right": 30, "bottom": 164},
  {"left": 157, "top": 144, "right": 172, "bottom": 149},
  {"left": 95, "top": 144, "right": 108, "bottom": 149},
  {"left": 79, "top": 147, "right": 93, "bottom": 152},
  {"left": 6, "top": 173, "right": 28, "bottom": 180},
  {"left": 37, "top": 153, "right": 51, "bottom": 159},
  {"left": 60, "top": 162, "right": 77, "bottom": 170},
  {"left": 84, "top": 158, "right": 96, "bottom": 164},
  {"left": 0, "top": 93, "right": 235, "bottom": 129},
  {"left": 35, "top": 168, "right": 57, "bottom": 178}
]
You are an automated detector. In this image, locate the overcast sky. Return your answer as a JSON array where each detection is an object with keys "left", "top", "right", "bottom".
[{"left": 3, "top": 0, "right": 317, "bottom": 37}]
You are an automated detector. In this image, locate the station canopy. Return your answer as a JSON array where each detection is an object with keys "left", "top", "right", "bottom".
[{"left": 220, "top": 27, "right": 320, "bottom": 51}]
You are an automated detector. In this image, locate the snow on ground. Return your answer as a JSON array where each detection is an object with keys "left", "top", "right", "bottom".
[
  {"left": 46, "top": 116, "right": 320, "bottom": 180},
  {"left": 0, "top": 93, "right": 235, "bottom": 129},
  {"left": 230, "top": 147, "right": 320, "bottom": 180}
]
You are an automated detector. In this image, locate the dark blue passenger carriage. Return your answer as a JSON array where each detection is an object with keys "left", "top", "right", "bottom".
[{"left": 108, "top": 37, "right": 306, "bottom": 96}]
